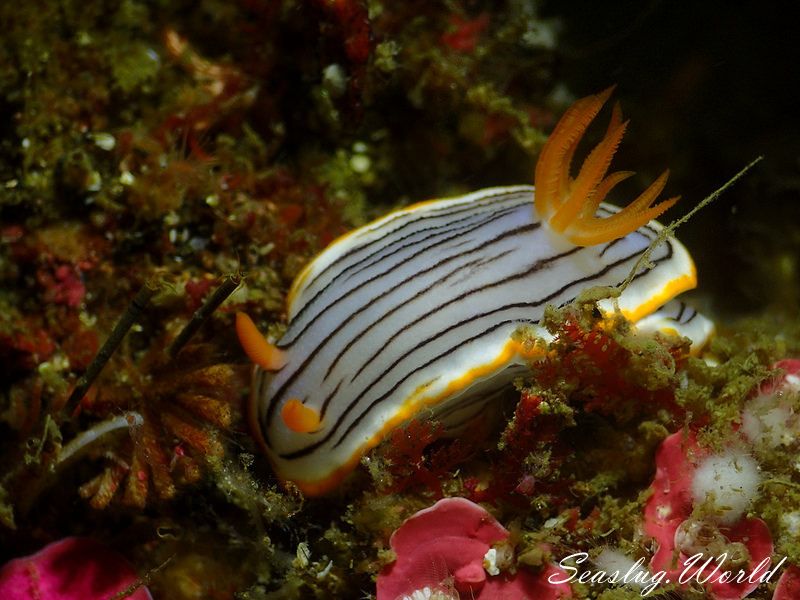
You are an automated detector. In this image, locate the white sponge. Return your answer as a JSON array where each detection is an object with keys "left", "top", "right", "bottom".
[
  {"left": 691, "top": 451, "right": 760, "bottom": 525},
  {"left": 743, "top": 392, "right": 799, "bottom": 448}
]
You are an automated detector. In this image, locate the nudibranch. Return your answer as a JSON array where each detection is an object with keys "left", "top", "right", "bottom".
[{"left": 238, "top": 88, "right": 714, "bottom": 495}]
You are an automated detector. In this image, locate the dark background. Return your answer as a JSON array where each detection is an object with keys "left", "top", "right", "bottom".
[{"left": 543, "top": 0, "right": 800, "bottom": 314}]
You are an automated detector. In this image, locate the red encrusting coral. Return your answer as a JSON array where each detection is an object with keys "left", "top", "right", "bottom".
[
  {"left": 642, "top": 357, "right": 800, "bottom": 598},
  {"left": 761, "top": 359, "right": 800, "bottom": 395},
  {"left": 774, "top": 565, "right": 800, "bottom": 600},
  {"left": 377, "top": 497, "right": 572, "bottom": 599},
  {"left": 643, "top": 430, "right": 773, "bottom": 599},
  {"left": 0, "top": 537, "right": 152, "bottom": 600}
]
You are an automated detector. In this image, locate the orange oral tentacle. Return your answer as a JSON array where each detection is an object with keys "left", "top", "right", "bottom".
[{"left": 236, "top": 312, "right": 287, "bottom": 371}]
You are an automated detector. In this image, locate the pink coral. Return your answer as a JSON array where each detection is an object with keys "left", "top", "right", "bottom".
[
  {"left": 762, "top": 359, "right": 800, "bottom": 395},
  {"left": 377, "top": 497, "right": 572, "bottom": 600},
  {"left": 773, "top": 565, "right": 800, "bottom": 600},
  {"left": 0, "top": 537, "right": 152, "bottom": 600},
  {"left": 644, "top": 431, "right": 773, "bottom": 599},
  {"left": 742, "top": 359, "right": 800, "bottom": 449}
]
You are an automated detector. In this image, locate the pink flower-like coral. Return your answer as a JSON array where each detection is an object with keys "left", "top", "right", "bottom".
[
  {"left": 644, "top": 430, "right": 773, "bottom": 599},
  {"left": 0, "top": 537, "right": 153, "bottom": 600},
  {"left": 377, "top": 497, "right": 572, "bottom": 600}
]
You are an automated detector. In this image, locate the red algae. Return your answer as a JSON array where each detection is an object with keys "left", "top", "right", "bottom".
[
  {"left": 370, "top": 419, "right": 475, "bottom": 498},
  {"left": 441, "top": 13, "right": 491, "bottom": 53}
]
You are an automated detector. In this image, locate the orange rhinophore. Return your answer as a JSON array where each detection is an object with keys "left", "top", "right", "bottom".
[{"left": 235, "top": 312, "right": 287, "bottom": 371}]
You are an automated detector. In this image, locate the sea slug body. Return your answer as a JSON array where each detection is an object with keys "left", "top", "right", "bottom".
[{"left": 239, "top": 88, "right": 713, "bottom": 495}]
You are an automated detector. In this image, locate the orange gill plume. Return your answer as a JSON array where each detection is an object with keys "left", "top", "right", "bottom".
[{"left": 534, "top": 87, "right": 679, "bottom": 246}]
